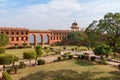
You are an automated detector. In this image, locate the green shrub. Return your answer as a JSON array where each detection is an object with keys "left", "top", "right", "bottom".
[
  {"left": 58, "top": 56, "right": 62, "bottom": 61},
  {"left": 6, "top": 68, "right": 14, "bottom": 74},
  {"left": 77, "top": 55, "right": 81, "bottom": 59},
  {"left": 71, "top": 48, "right": 74, "bottom": 51},
  {"left": 44, "top": 46, "right": 48, "bottom": 49},
  {"left": 63, "top": 57, "right": 67, "bottom": 61},
  {"left": 63, "top": 47, "right": 66, "bottom": 50},
  {"left": 19, "top": 61, "right": 26, "bottom": 68},
  {"left": 37, "top": 59, "right": 45, "bottom": 65},
  {"left": 98, "top": 59, "right": 107, "bottom": 65},
  {"left": 62, "top": 52, "right": 70, "bottom": 57},
  {"left": 79, "top": 46, "right": 88, "bottom": 51},
  {"left": 81, "top": 54, "right": 85, "bottom": 59},
  {"left": 0, "top": 47, "right": 5, "bottom": 54},
  {"left": 91, "top": 56, "right": 96, "bottom": 61},
  {"left": 2, "top": 71, "right": 12, "bottom": 80},
  {"left": 68, "top": 55, "right": 73, "bottom": 59},
  {"left": 75, "top": 47, "right": 78, "bottom": 50}
]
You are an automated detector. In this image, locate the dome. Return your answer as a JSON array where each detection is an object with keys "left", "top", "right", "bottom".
[{"left": 71, "top": 21, "right": 80, "bottom": 30}]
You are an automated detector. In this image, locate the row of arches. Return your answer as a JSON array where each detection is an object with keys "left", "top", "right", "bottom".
[{"left": 29, "top": 34, "right": 49, "bottom": 45}]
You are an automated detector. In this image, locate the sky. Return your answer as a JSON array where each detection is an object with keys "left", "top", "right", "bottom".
[{"left": 0, "top": 0, "right": 120, "bottom": 30}]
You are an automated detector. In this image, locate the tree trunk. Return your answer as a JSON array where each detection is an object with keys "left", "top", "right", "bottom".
[
  {"left": 100, "top": 55, "right": 103, "bottom": 60},
  {"left": 12, "top": 62, "right": 15, "bottom": 69},
  {"left": 35, "top": 56, "right": 38, "bottom": 66},
  {"left": 3, "top": 65, "right": 5, "bottom": 71},
  {"left": 29, "top": 59, "right": 31, "bottom": 67}
]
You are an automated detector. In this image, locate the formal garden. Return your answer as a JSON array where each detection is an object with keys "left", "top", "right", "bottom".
[{"left": 0, "top": 12, "right": 120, "bottom": 80}]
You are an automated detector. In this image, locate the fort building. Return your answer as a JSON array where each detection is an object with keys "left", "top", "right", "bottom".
[{"left": 0, "top": 21, "right": 80, "bottom": 47}]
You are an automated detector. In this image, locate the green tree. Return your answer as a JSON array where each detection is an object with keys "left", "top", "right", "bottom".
[
  {"left": 93, "top": 44, "right": 112, "bottom": 60},
  {"left": 12, "top": 56, "right": 19, "bottom": 68},
  {"left": 0, "top": 34, "right": 9, "bottom": 47},
  {"left": 62, "top": 31, "right": 88, "bottom": 47},
  {"left": 34, "top": 45, "right": 43, "bottom": 65},
  {"left": 23, "top": 51, "right": 36, "bottom": 67},
  {"left": 0, "top": 54, "right": 14, "bottom": 71},
  {"left": 85, "top": 21, "right": 101, "bottom": 49},
  {"left": 86, "top": 12, "right": 120, "bottom": 52}
]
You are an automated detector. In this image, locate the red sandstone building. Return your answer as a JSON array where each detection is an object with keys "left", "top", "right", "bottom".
[{"left": 0, "top": 21, "right": 80, "bottom": 47}]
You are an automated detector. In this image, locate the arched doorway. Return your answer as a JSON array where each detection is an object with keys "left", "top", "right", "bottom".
[
  {"left": 44, "top": 34, "right": 49, "bottom": 45},
  {"left": 37, "top": 35, "right": 42, "bottom": 45},
  {"left": 29, "top": 34, "right": 35, "bottom": 46}
]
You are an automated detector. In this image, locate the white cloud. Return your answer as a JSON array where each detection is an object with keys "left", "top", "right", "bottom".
[{"left": 0, "top": 0, "right": 120, "bottom": 30}]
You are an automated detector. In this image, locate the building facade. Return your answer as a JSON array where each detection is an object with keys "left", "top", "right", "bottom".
[{"left": 0, "top": 21, "right": 80, "bottom": 47}]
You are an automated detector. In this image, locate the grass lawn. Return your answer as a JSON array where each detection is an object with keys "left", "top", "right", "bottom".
[
  {"left": 11, "top": 60, "right": 120, "bottom": 80},
  {"left": 5, "top": 48, "right": 56, "bottom": 58},
  {"left": 5, "top": 48, "right": 35, "bottom": 58}
]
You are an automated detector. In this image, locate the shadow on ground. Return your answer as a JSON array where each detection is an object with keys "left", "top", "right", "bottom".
[
  {"left": 19, "top": 69, "right": 120, "bottom": 80},
  {"left": 75, "top": 60, "right": 95, "bottom": 66}
]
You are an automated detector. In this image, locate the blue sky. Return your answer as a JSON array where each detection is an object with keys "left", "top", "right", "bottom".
[{"left": 0, "top": 0, "right": 120, "bottom": 30}]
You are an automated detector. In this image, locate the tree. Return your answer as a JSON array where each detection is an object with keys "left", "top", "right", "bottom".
[
  {"left": 86, "top": 12, "right": 120, "bottom": 53},
  {"left": 23, "top": 51, "right": 36, "bottom": 67},
  {"left": 34, "top": 45, "right": 43, "bottom": 65},
  {"left": 61, "top": 31, "right": 89, "bottom": 47},
  {"left": 85, "top": 21, "right": 101, "bottom": 49},
  {"left": 0, "top": 34, "right": 9, "bottom": 47},
  {"left": 0, "top": 54, "right": 14, "bottom": 71},
  {"left": 93, "top": 44, "right": 112, "bottom": 60},
  {"left": 12, "top": 56, "right": 19, "bottom": 68}
]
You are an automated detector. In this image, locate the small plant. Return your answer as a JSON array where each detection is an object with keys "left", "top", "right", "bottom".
[
  {"left": 19, "top": 61, "right": 26, "bottom": 68},
  {"left": 68, "top": 55, "right": 73, "bottom": 59},
  {"left": 37, "top": 59, "right": 45, "bottom": 65},
  {"left": 6, "top": 68, "right": 14, "bottom": 74},
  {"left": 90, "top": 56, "right": 96, "bottom": 61},
  {"left": 63, "top": 57, "right": 67, "bottom": 61},
  {"left": 44, "top": 46, "right": 48, "bottom": 49},
  {"left": 71, "top": 48, "right": 74, "bottom": 51},
  {"left": 63, "top": 47, "right": 66, "bottom": 50},
  {"left": 58, "top": 56, "right": 62, "bottom": 61},
  {"left": 77, "top": 54, "right": 81, "bottom": 59},
  {"left": 81, "top": 54, "right": 85, "bottom": 59},
  {"left": 75, "top": 47, "right": 78, "bottom": 50},
  {"left": 2, "top": 71, "right": 12, "bottom": 80},
  {"left": 98, "top": 59, "right": 107, "bottom": 65}
]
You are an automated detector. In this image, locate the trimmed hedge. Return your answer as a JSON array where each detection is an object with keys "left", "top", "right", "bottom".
[
  {"left": 19, "top": 61, "right": 26, "bottom": 68},
  {"left": 2, "top": 71, "right": 12, "bottom": 80},
  {"left": 37, "top": 59, "right": 45, "bottom": 65},
  {"left": 90, "top": 56, "right": 96, "bottom": 61},
  {"left": 58, "top": 57, "right": 62, "bottom": 61},
  {"left": 68, "top": 55, "right": 73, "bottom": 59}
]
